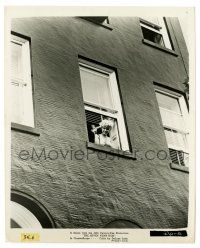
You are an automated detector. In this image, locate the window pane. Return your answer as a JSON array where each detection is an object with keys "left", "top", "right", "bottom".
[
  {"left": 80, "top": 67, "right": 113, "bottom": 109},
  {"left": 156, "top": 92, "right": 181, "bottom": 114},
  {"left": 159, "top": 107, "right": 184, "bottom": 131},
  {"left": 164, "top": 128, "right": 188, "bottom": 151},
  {"left": 11, "top": 41, "right": 23, "bottom": 82},
  {"left": 156, "top": 92, "right": 186, "bottom": 131}
]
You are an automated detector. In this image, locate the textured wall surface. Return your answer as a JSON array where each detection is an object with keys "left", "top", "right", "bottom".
[{"left": 11, "top": 17, "right": 189, "bottom": 228}]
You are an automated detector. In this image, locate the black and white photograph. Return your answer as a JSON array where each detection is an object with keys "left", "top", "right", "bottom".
[{"left": 5, "top": 6, "right": 195, "bottom": 243}]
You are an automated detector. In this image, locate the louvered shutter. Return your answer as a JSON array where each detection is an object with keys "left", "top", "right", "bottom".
[
  {"left": 169, "top": 148, "right": 185, "bottom": 166},
  {"left": 85, "top": 110, "right": 101, "bottom": 125}
]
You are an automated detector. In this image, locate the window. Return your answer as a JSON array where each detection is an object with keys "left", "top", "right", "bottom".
[
  {"left": 140, "top": 17, "right": 172, "bottom": 50},
  {"left": 155, "top": 90, "right": 189, "bottom": 166},
  {"left": 79, "top": 59, "right": 129, "bottom": 151},
  {"left": 10, "top": 33, "right": 34, "bottom": 127},
  {"left": 81, "top": 16, "right": 109, "bottom": 25}
]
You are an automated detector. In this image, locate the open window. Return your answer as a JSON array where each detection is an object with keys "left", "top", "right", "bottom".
[
  {"left": 155, "top": 90, "right": 189, "bottom": 166},
  {"left": 10, "top": 33, "right": 34, "bottom": 127},
  {"left": 140, "top": 17, "right": 172, "bottom": 50},
  {"left": 79, "top": 59, "right": 129, "bottom": 151},
  {"left": 81, "top": 16, "right": 109, "bottom": 25}
]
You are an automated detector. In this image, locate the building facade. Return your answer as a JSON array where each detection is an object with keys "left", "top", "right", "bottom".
[{"left": 10, "top": 16, "right": 189, "bottom": 228}]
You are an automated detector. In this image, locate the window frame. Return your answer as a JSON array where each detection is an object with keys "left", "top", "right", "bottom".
[
  {"left": 79, "top": 58, "right": 130, "bottom": 152},
  {"left": 79, "top": 17, "right": 113, "bottom": 30},
  {"left": 155, "top": 88, "right": 189, "bottom": 166},
  {"left": 10, "top": 32, "right": 35, "bottom": 129},
  {"left": 140, "top": 17, "right": 173, "bottom": 52}
]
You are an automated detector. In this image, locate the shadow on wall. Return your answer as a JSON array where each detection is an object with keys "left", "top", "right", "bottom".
[{"left": 104, "top": 219, "right": 142, "bottom": 228}]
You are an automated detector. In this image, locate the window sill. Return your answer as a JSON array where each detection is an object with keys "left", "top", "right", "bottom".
[
  {"left": 142, "top": 39, "right": 178, "bottom": 56},
  {"left": 86, "top": 142, "right": 136, "bottom": 160},
  {"left": 11, "top": 123, "right": 40, "bottom": 136},
  {"left": 79, "top": 17, "right": 113, "bottom": 30},
  {"left": 170, "top": 163, "right": 189, "bottom": 173}
]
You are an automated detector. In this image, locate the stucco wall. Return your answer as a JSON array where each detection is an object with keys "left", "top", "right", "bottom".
[{"left": 11, "top": 17, "right": 188, "bottom": 228}]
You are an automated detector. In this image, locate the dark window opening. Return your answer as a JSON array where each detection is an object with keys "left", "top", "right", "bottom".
[
  {"left": 85, "top": 110, "right": 102, "bottom": 143},
  {"left": 141, "top": 26, "right": 165, "bottom": 47},
  {"left": 85, "top": 109, "right": 121, "bottom": 149},
  {"left": 81, "top": 16, "right": 109, "bottom": 25}
]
